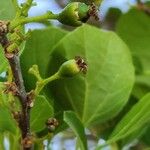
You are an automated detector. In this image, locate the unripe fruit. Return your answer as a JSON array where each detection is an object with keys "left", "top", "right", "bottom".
[
  {"left": 58, "top": 57, "right": 87, "bottom": 78},
  {"left": 58, "top": 2, "right": 90, "bottom": 26},
  {"left": 58, "top": 59, "right": 80, "bottom": 78}
]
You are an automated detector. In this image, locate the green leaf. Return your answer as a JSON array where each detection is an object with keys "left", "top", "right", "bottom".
[
  {"left": 0, "top": 134, "right": 5, "bottom": 150},
  {"left": 107, "top": 93, "right": 150, "bottom": 144},
  {"left": 0, "top": 84, "right": 17, "bottom": 134},
  {"left": 31, "top": 95, "right": 53, "bottom": 132},
  {"left": 0, "top": 107, "right": 17, "bottom": 134},
  {"left": 116, "top": 9, "right": 150, "bottom": 72},
  {"left": 20, "top": 27, "right": 68, "bottom": 91},
  {"left": 0, "top": 90, "right": 16, "bottom": 134},
  {"left": 64, "top": 111, "right": 87, "bottom": 150},
  {"left": 104, "top": 7, "right": 122, "bottom": 30},
  {"left": 0, "top": 46, "right": 8, "bottom": 74},
  {"left": 47, "top": 24, "right": 135, "bottom": 127},
  {"left": 116, "top": 9, "right": 150, "bottom": 98},
  {"left": 0, "top": 0, "right": 15, "bottom": 20},
  {"left": 132, "top": 83, "right": 150, "bottom": 99},
  {"left": 0, "top": 82, "right": 6, "bottom": 106},
  {"left": 8, "top": 131, "right": 21, "bottom": 150},
  {"left": 141, "top": 125, "right": 150, "bottom": 146}
]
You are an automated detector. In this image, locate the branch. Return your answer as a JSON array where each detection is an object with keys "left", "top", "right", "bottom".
[
  {"left": 12, "top": 0, "right": 21, "bottom": 12},
  {"left": 9, "top": 11, "right": 59, "bottom": 30},
  {"left": 28, "top": 65, "right": 60, "bottom": 96},
  {"left": 21, "top": 0, "right": 34, "bottom": 16},
  {"left": 34, "top": 72, "right": 60, "bottom": 96},
  {"left": 29, "top": 57, "right": 87, "bottom": 97},
  {"left": 0, "top": 22, "right": 32, "bottom": 150}
]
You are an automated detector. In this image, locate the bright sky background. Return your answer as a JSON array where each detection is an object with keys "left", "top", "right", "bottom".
[{"left": 19, "top": 0, "right": 138, "bottom": 29}]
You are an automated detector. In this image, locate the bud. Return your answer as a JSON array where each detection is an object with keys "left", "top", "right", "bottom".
[
  {"left": 46, "top": 118, "right": 59, "bottom": 132},
  {"left": 27, "top": 90, "right": 35, "bottom": 108},
  {"left": 58, "top": 56, "right": 87, "bottom": 78},
  {"left": 0, "top": 21, "right": 9, "bottom": 36},
  {"left": 22, "top": 134, "right": 33, "bottom": 149},
  {"left": 12, "top": 111, "right": 21, "bottom": 123},
  {"left": 4, "top": 82, "right": 19, "bottom": 95},
  {"left": 6, "top": 43, "right": 18, "bottom": 53},
  {"left": 58, "top": 2, "right": 90, "bottom": 26}
]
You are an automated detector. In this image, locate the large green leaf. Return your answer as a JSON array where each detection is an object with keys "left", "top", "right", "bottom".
[
  {"left": 64, "top": 111, "right": 87, "bottom": 150},
  {"left": 141, "top": 125, "right": 150, "bottom": 146},
  {"left": 0, "top": 83, "right": 17, "bottom": 134},
  {"left": 116, "top": 9, "right": 150, "bottom": 72},
  {"left": 0, "top": 46, "right": 8, "bottom": 74},
  {"left": 107, "top": 93, "right": 150, "bottom": 144},
  {"left": 31, "top": 95, "right": 53, "bottom": 132},
  {"left": 47, "top": 24, "right": 135, "bottom": 127},
  {"left": 116, "top": 9, "right": 150, "bottom": 98},
  {"left": 20, "top": 27, "right": 68, "bottom": 91},
  {"left": 0, "top": 107, "right": 17, "bottom": 134},
  {"left": 0, "top": 0, "right": 15, "bottom": 20},
  {"left": 103, "top": 7, "right": 122, "bottom": 31}
]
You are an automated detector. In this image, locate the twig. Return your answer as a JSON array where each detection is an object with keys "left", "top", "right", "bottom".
[
  {"left": 11, "top": 0, "right": 21, "bottom": 12},
  {"left": 21, "top": 0, "right": 34, "bottom": 16},
  {"left": 9, "top": 11, "right": 59, "bottom": 30},
  {"left": 28, "top": 65, "right": 60, "bottom": 96},
  {"left": 0, "top": 22, "right": 32, "bottom": 150}
]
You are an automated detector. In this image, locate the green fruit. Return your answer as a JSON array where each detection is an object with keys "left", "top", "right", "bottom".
[
  {"left": 58, "top": 2, "right": 90, "bottom": 26},
  {"left": 58, "top": 59, "right": 80, "bottom": 78},
  {"left": 58, "top": 57, "right": 87, "bottom": 78}
]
